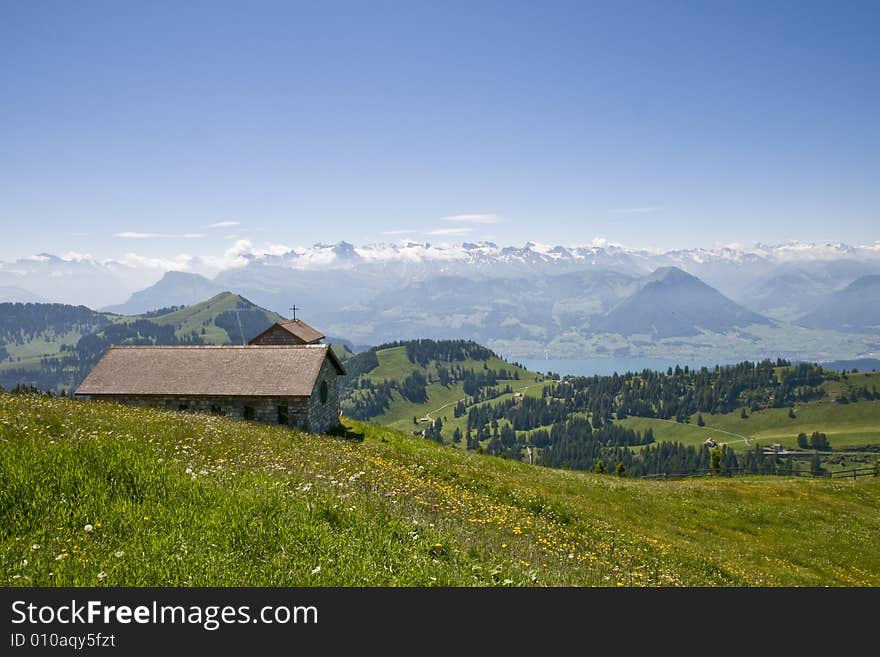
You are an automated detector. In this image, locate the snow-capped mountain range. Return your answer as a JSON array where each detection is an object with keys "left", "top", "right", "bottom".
[
  {"left": 0, "top": 239, "right": 880, "bottom": 315},
  {"left": 2, "top": 239, "right": 879, "bottom": 360},
  {"left": 3, "top": 239, "right": 880, "bottom": 310},
  {"left": 219, "top": 239, "right": 880, "bottom": 272}
]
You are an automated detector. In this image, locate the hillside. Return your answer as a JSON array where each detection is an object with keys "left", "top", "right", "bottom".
[
  {"left": 342, "top": 348, "right": 880, "bottom": 476},
  {"left": 797, "top": 274, "right": 880, "bottom": 333},
  {"left": 0, "top": 293, "right": 287, "bottom": 392},
  {"left": 0, "top": 302, "right": 115, "bottom": 389},
  {"left": 591, "top": 267, "right": 772, "bottom": 337},
  {"left": 736, "top": 270, "right": 834, "bottom": 321},
  {"left": 340, "top": 340, "right": 554, "bottom": 434},
  {"left": 2, "top": 392, "right": 879, "bottom": 587},
  {"left": 147, "top": 291, "right": 285, "bottom": 344}
]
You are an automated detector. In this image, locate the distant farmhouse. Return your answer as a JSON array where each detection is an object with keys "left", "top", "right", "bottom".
[{"left": 75, "top": 318, "right": 345, "bottom": 434}]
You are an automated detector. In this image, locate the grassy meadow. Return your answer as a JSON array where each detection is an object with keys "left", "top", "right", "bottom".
[
  {"left": 617, "top": 399, "right": 880, "bottom": 451},
  {"left": 2, "top": 393, "right": 880, "bottom": 587}
]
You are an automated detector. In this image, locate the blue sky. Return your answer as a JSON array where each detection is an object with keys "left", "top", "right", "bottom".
[{"left": 1, "top": 0, "right": 878, "bottom": 262}]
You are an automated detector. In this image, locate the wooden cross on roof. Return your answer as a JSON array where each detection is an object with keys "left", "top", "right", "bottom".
[{"left": 289, "top": 305, "right": 300, "bottom": 321}]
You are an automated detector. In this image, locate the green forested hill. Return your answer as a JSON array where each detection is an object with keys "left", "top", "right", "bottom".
[
  {"left": 2, "top": 392, "right": 879, "bottom": 587},
  {"left": 342, "top": 348, "right": 880, "bottom": 477},
  {"left": 147, "top": 292, "right": 285, "bottom": 344},
  {"left": 339, "top": 339, "right": 555, "bottom": 432},
  {"left": 0, "top": 293, "right": 285, "bottom": 392}
]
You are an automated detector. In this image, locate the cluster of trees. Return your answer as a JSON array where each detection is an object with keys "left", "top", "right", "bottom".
[
  {"left": 399, "top": 371, "right": 428, "bottom": 403},
  {"left": 835, "top": 385, "right": 879, "bottom": 403},
  {"left": 522, "top": 360, "right": 829, "bottom": 427},
  {"left": 0, "top": 303, "right": 110, "bottom": 349},
  {"left": 0, "top": 318, "right": 205, "bottom": 392},
  {"left": 401, "top": 339, "right": 496, "bottom": 367},
  {"left": 461, "top": 367, "right": 517, "bottom": 396},
  {"left": 423, "top": 417, "right": 443, "bottom": 443},
  {"left": 139, "top": 305, "right": 185, "bottom": 318},
  {"left": 340, "top": 379, "right": 395, "bottom": 419},
  {"left": 337, "top": 351, "right": 381, "bottom": 396},
  {"left": 466, "top": 396, "right": 572, "bottom": 432},
  {"left": 214, "top": 309, "right": 274, "bottom": 345},
  {"left": 542, "top": 439, "right": 818, "bottom": 478},
  {"left": 797, "top": 431, "right": 830, "bottom": 450},
  {"left": 368, "top": 338, "right": 496, "bottom": 366},
  {"left": 339, "top": 339, "right": 522, "bottom": 418}
]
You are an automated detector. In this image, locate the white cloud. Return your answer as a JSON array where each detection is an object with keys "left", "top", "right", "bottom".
[
  {"left": 442, "top": 214, "right": 501, "bottom": 224},
  {"left": 114, "top": 232, "right": 204, "bottom": 239},
  {"left": 382, "top": 229, "right": 417, "bottom": 235},
  {"left": 207, "top": 221, "right": 240, "bottom": 228},
  {"left": 199, "top": 239, "right": 258, "bottom": 270},
  {"left": 611, "top": 206, "right": 663, "bottom": 214},
  {"left": 426, "top": 227, "right": 474, "bottom": 236},
  {"left": 264, "top": 242, "right": 292, "bottom": 256},
  {"left": 118, "top": 252, "right": 194, "bottom": 271},
  {"left": 59, "top": 251, "right": 96, "bottom": 262}
]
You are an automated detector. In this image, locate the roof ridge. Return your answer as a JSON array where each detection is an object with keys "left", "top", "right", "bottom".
[{"left": 108, "top": 344, "right": 329, "bottom": 349}]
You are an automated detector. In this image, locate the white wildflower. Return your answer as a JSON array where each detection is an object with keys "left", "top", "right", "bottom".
[
  {"left": 310, "top": 566, "right": 321, "bottom": 575},
  {"left": 114, "top": 550, "right": 124, "bottom": 558},
  {"left": 84, "top": 524, "right": 93, "bottom": 532}
]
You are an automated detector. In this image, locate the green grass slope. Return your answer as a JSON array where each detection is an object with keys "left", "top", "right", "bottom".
[
  {"left": 2, "top": 393, "right": 879, "bottom": 587},
  {"left": 618, "top": 400, "right": 880, "bottom": 451},
  {"left": 148, "top": 292, "right": 285, "bottom": 343}
]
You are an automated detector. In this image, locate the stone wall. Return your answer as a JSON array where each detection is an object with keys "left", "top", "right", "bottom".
[
  {"left": 91, "top": 394, "right": 318, "bottom": 431},
  {"left": 307, "top": 357, "right": 342, "bottom": 433},
  {"left": 248, "top": 325, "right": 307, "bottom": 345}
]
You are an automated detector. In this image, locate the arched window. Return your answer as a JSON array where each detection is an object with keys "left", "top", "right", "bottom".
[{"left": 320, "top": 380, "right": 329, "bottom": 404}]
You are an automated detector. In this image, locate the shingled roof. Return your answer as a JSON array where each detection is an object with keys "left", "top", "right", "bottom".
[
  {"left": 249, "top": 319, "right": 325, "bottom": 345},
  {"left": 75, "top": 344, "right": 345, "bottom": 397}
]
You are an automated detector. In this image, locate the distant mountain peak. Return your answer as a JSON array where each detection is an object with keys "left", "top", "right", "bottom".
[
  {"left": 844, "top": 274, "right": 880, "bottom": 291},
  {"left": 646, "top": 266, "right": 694, "bottom": 283},
  {"left": 593, "top": 267, "right": 771, "bottom": 338},
  {"left": 798, "top": 273, "right": 880, "bottom": 332}
]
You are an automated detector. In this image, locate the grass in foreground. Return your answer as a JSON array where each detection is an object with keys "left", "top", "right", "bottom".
[{"left": 2, "top": 393, "right": 879, "bottom": 587}]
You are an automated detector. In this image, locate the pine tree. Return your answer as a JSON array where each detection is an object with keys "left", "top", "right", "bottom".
[
  {"left": 614, "top": 462, "right": 626, "bottom": 477},
  {"left": 710, "top": 448, "right": 722, "bottom": 473},
  {"left": 696, "top": 413, "right": 705, "bottom": 427},
  {"left": 594, "top": 459, "right": 606, "bottom": 474},
  {"left": 788, "top": 407, "right": 796, "bottom": 419},
  {"left": 809, "top": 431, "right": 829, "bottom": 450}
]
